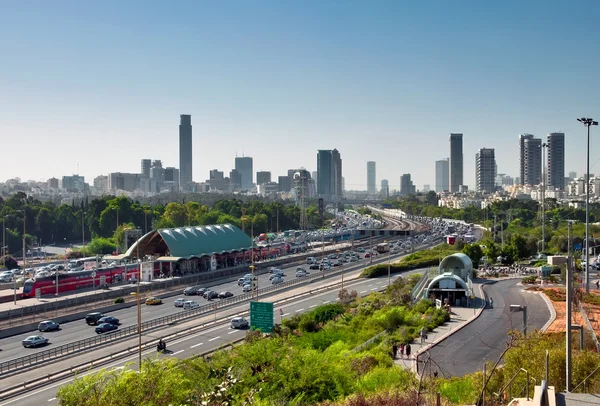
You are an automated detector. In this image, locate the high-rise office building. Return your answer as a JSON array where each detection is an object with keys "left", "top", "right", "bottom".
[
  {"left": 108, "top": 173, "right": 140, "bottom": 192},
  {"left": 519, "top": 134, "right": 542, "bottom": 186},
  {"left": 435, "top": 158, "right": 449, "bottom": 192},
  {"left": 367, "top": 161, "right": 376, "bottom": 195},
  {"left": 278, "top": 175, "right": 291, "bottom": 192},
  {"left": 141, "top": 159, "right": 152, "bottom": 177},
  {"left": 547, "top": 132, "right": 565, "bottom": 191},
  {"left": 163, "top": 167, "right": 180, "bottom": 192},
  {"left": 475, "top": 148, "right": 496, "bottom": 193},
  {"left": 62, "top": 175, "right": 85, "bottom": 193},
  {"left": 569, "top": 171, "right": 577, "bottom": 180},
  {"left": 332, "top": 149, "right": 343, "bottom": 198},
  {"left": 229, "top": 169, "right": 242, "bottom": 191},
  {"left": 380, "top": 179, "right": 389, "bottom": 199},
  {"left": 317, "top": 150, "right": 333, "bottom": 197},
  {"left": 235, "top": 156, "right": 253, "bottom": 191},
  {"left": 256, "top": 171, "right": 271, "bottom": 186},
  {"left": 449, "top": 134, "right": 463, "bottom": 192},
  {"left": 179, "top": 114, "right": 193, "bottom": 190},
  {"left": 400, "top": 174, "right": 416, "bottom": 196}
]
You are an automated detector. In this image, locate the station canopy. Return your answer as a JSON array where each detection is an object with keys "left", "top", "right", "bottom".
[{"left": 122, "top": 223, "right": 252, "bottom": 262}]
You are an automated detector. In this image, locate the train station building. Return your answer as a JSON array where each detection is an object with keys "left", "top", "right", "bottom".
[{"left": 424, "top": 253, "right": 474, "bottom": 306}]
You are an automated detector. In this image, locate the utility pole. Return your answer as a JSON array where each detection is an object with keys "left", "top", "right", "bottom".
[
  {"left": 22, "top": 211, "right": 26, "bottom": 273},
  {"left": 566, "top": 220, "right": 573, "bottom": 391},
  {"left": 276, "top": 206, "right": 279, "bottom": 233},
  {"left": 541, "top": 143, "right": 547, "bottom": 253},
  {"left": 137, "top": 243, "right": 142, "bottom": 370},
  {"left": 493, "top": 214, "right": 497, "bottom": 243}
]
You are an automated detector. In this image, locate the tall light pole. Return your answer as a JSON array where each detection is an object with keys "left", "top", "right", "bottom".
[
  {"left": 541, "top": 142, "right": 547, "bottom": 253},
  {"left": 387, "top": 243, "right": 392, "bottom": 287},
  {"left": 81, "top": 211, "right": 86, "bottom": 257},
  {"left": 137, "top": 257, "right": 142, "bottom": 369},
  {"left": 22, "top": 210, "right": 26, "bottom": 275},
  {"left": 369, "top": 226, "right": 373, "bottom": 264},
  {"left": 250, "top": 221, "right": 256, "bottom": 300},
  {"left": 2, "top": 214, "right": 7, "bottom": 259},
  {"left": 578, "top": 117, "right": 598, "bottom": 294}
]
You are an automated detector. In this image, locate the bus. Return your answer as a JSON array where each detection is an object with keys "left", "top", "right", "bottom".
[{"left": 67, "top": 256, "right": 99, "bottom": 272}]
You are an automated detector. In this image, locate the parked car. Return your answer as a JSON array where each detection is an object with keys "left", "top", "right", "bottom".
[
  {"left": 95, "top": 323, "right": 118, "bottom": 334},
  {"left": 204, "top": 290, "right": 219, "bottom": 300},
  {"left": 146, "top": 297, "right": 163, "bottom": 305},
  {"left": 218, "top": 291, "right": 234, "bottom": 299},
  {"left": 0, "top": 272, "right": 13, "bottom": 283},
  {"left": 22, "top": 335, "right": 49, "bottom": 348},
  {"left": 38, "top": 320, "right": 60, "bottom": 332},
  {"left": 174, "top": 298, "right": 186, "bottom": 307},
  {"left": 97, "top": 316, "right": 120, "bottom": 325},
  {"left": 230, "top": 317, "right": 249, "bottom": 329},
  {"left": 85, "top": 312, "right": 105, "bottom": 325}
]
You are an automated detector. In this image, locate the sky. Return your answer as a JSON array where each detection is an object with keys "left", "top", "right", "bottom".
[{"left": 1, "top": 0, "right": 600, "bottom": 191}]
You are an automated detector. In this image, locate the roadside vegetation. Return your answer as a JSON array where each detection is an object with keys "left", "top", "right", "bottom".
[{"left": 56, "top": 275, "right": 452, "bottom": 405}]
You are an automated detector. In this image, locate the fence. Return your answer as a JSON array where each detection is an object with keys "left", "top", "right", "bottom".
[
  {"left": 350, "top": 330, "right": 387, "bottom": 353},
  {"left": 579, "top": 303, "right": 600, "bottom": 351}
]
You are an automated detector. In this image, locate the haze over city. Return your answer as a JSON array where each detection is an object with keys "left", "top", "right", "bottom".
[{"left": 2, "top": 0, "right": 600, "bottom": 189}]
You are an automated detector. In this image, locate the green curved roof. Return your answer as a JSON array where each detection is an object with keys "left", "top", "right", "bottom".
[{"left": 157, "top": 224, "right": 251, "bottom": 258}]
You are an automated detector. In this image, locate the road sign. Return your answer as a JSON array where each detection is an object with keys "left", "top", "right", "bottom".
[
  {"left": 250, "top": 301, "right": 274, "bottom": 333},
  {"left": 574, "top": 244, "right": 582, "bottom": 251}
]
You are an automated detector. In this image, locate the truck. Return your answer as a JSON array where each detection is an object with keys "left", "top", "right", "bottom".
[{"left": 376, "top": 243, "right": 390, "bottom": 254}]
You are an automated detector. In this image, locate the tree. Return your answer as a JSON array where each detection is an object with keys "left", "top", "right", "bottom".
[
  {"left": 35, "top": 207, "right": 54, "bottom": 243},
  {"left": 510, "top": 234, "right": 529, "bottom": 259},
  {"left": 462, "top": 244, "right": 484, "bottom": 268}
]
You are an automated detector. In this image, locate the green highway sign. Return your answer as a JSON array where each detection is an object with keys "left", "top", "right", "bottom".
[{"left": 250, "top": 301, "right": 274, "bottom": 333}]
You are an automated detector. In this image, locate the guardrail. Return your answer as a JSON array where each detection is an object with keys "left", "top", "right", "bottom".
[
  {"left": 0, "top": 254, "right": 380, "bottom": 375},
  {"left": 579, "top": 302, "right": 600, "bottom": 351}
]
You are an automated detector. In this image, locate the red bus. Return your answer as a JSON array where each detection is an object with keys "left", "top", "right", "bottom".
[
  {"left": 446, "top": 235, "right": 457, "bottom": 245},
  {"left": 21, "top": 264, "right": 140, "bottom": 298}
]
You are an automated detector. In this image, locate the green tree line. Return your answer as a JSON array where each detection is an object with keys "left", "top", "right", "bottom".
[{"left": 0, "top": 192, "right": 324, "bottom": 258}]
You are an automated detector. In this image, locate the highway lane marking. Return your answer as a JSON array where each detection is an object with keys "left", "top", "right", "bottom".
[
  {"left": 360, "top": 290, "right": 367, "bottom": 293},
  {"left": 295, "top": 309, "right": 304, "bottom": 312},
  {"left": 228, "top": 330, "right": 239, "bottom": 334},
  {"left": 323, "top": 301, "right": 330, "bottom": 304},
  {"left": 172, "top": 350, "right": 184, "bottom": 355},
  {"left": 190, "top": 342, "right": 203, "bottom": 348},
  {"left": 368, "top": 284, "right": 374, "bottom": 287},
  {"left": 309, "top": 304, "right": 317, "bottom": 308},
  {"left": 282, "top": 313, "right": 290, "bottom": 317},
  {"left": 370, "top": 288, "right": 378, "bottom": 291},
  {"left": 208, "top": 336, "right": 220, "bottom": 342},
  {"left": 47, "top": 398, "right": 56, "bottom": 402}
]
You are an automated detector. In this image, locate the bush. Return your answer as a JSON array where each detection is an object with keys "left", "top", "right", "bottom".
[
  {"left": 0, "top": 256, "right": 19, "bottom": 270},
  {"left": 361, "top": 244, "right": 456, "bottom": 278},
  {"left": 522, "top": 276, "right": 537, "bottom": 284},
  {"left": 114, "top": 297, "right": 124, "bottom": 304}
]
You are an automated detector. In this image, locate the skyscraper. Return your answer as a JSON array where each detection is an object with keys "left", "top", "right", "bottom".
[
  {"left": 380, "top": 179, "right": 389, "bottom": 199},
  {"left": 256, "top": 171, "right": 271, "bottom": 186},
  {"left": 547, "top": 132, "right": 565, "bottom": 190},
  {"left": 449, "top": 133, "right": 463, "bottom": 192},
  {"left": 141, "top": 159, "right": 151, "bottom": 177},
  {"left": 435, "top": 158, "right": 449, "bottom": 192},
  {"left": 400, "top": 174, "right": 415, "bottom": 196},
  {"left": 367, "top": 161, "right": 376, "bottom": 195},
  {"left": 332, "top": 149, "right": 343, "bottom": 198},
  {"left": 317, "top": 150, "right": 332, "bottom": 197},
  {"left": 520, "top": 135, "right": 542, "bottom": 186},
  {"left": 179, "top": 115, "right": 193, "bottom": 189},
  {"left": 475, "top": 148, "right": 496, "bottom": 193},
  {"left": 235, "top": 156, "right": 254, "bottom": 190}
]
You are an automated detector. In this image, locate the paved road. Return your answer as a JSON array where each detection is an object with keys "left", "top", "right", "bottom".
[
  {"left": 0, "top": 243, "right": 416, "bottom": 362},
  {"left": 423, "top": 279, "right": 551, "bottom": 377},
  {"left": 1, "top": 271, "right": 414, "bottom": 406}
]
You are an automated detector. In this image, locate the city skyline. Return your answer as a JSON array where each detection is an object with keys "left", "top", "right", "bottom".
[{"left": 1, "top": 1, "right": 599, "bottom": 188}]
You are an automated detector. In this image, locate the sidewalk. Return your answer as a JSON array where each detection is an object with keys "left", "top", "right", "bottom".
[{"left": 393, "top": 288, "right": 486, "bottom": 373}]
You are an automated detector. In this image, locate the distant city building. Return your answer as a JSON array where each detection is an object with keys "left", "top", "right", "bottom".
[
  {"left": 380, "top": 179, "right": 389, "bottom": 199},
  {"left": 62, "top": 175, "right": 85, "bottom": 193},
  {"left": 235, "top": 156, "right": 253, "bottom": 191},
  {"left": 317, "top": 149, "right": 343, "bottom": 200},
  {"left": 179, "top": 114, "right": 193, "bottom": 190},
  {"left": 332, "top": 149, "right": 343, "bottom": 198},
  {"left": 435, "top": 158, "right": 449, "bottom": 192},
  {"left": 256, "top": 171, "right": 271, "bottom": 186},
  {"left": 475, "top": 148, "right": 496, "bottom": 193},
  {"left": 108, "top": 173, "right": 140, "bottom": 192},
  {"left": 367, "top": 161, "right": 377, "bottom": 195},
  {"left": 258, "top": 182, "right": 279, "bottom": 197},
  {"left": 422, "top": 185, "right": 431, "bottom": 192},
  {"left": 400, "top": 174, "right": 416, "bottom": 196},
  {"left": 141, "top": 159, "right": 152, "bottom": 178},
  {"left": 229, "top": 169, "right": 242, "bottom": 192},
  {"left": 547, "top": 132, "right": 565, "bottom": 191},
  {"left": 278, "top": 175, "right": 292, "bottom": 192},
  {"left": 93, "top": 175, "right": 108, "bottom": 192},
  {"left": 519, "top": 134, "right": 542, "bottom": 186},
  {"left": 208, "top": 169, "right": 228, "bottom": 191},
  {"left": 449, "top": 134, "right": 463, "bottom": 192},
  {"left": 163, "top": 167, "right": 180, "bottom": 192},
  {"left": 569, "top": 171, "right": 577, "bottom": 180},
  {"left": 47, "top": 177, "right": 59, "bottom": 189}
]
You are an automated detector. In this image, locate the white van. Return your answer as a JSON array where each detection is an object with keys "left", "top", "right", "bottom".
[
  {"left": 183, "top": 300, "right": 200, "bottom": 310},
  {"left": 306, "top": 257, "right": 317, "bottom": 264},
  {"left": 231, "top": 317, "right": 249, "bottom": 329}
]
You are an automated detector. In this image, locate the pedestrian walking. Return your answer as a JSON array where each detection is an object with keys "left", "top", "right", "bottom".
[
  {"left": 433, "top": 370, "right": 439, "bottom": 378},
  {"left": 399, "top": 343, "right": 405, "bottom": 359},
  {"left": 392, "top": 343, "right": 398, "bottom": 359},
  {"left": 596, "top": 280, "right": 599, "bottom": 290},
  {"left": 405, "top": 343, "right": 412, "bottom": 359},
  {"left": 420, "top": 327, "right": 427, "bottom": 344}
]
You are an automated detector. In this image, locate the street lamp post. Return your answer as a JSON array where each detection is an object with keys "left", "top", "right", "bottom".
[
  {"left": 510, "top": 304, "right": 528, "bottom": 337},
  {"left": 541, "top": 142, "right": 547, "bottom": 253},
  {"left": 388, "top": 245, "right": 392, "bottom": 287},
  {"left": 578, "top": 117, "right": 598, "bottom": 294},
  {"left": 81, "top": 211, "right": 86, "bottom": 257},
  {"left": 321, "top": 229, "right": 325, "bottom": 279},
  {"left": 369, "top": 227, "right": 373, "bottom": 264},
  {"left": 22, "top": 211, "right": 26, "bottom": 275},
  {"left": 2, "top": 214, "right": 7, "bottom": 259}
]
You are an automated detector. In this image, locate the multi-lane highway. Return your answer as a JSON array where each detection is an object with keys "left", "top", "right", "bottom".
[
  {"left": 1, "top": 265, "right": 417, "bottom": 406},
  {"left": 422, "top": 279, "right": 551, "bottom": 377}
]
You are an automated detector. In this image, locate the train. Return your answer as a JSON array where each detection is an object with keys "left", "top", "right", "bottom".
[{"left": 21, "top": 264, "right": 140, "bottom": 298}]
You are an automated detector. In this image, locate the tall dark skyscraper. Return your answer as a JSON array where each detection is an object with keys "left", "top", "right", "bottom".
[
  {"left": 367, "top": 161, "right": 376, "bottom": 195},
  {"left": 519, "top": 134, "right": 542, "bottom": 186},
  {"left": 547, "top": 132, "right": 565, "bottom": 190},
  {"left": 332, "top": 149, "right": 343, "bottom": 197},
  {"left": 317, "top": 149, "right": 343, "bottom": 199},
  {"left": 179, "top": 114, "right": 193, "bottom": 190},
  {"left": 449, "top": 133, "right": 463, "bottom": 192},
  {"left": 235, "top": 156, "right": 254, "bottom": 190},
  {"left": 435, "top": 158, "right": 449, "bottom": 192},
  {"left": 475, "top": 148, "right": 496, "bottom": 193}
]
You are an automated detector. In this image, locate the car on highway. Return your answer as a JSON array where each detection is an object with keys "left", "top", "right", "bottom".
[
  {"left": 230, "top": 317, "right": 249, "bottom": 329},
  {"left": 38, "top": 320, "right": 60, "bottom": 332},
  {"left": 320, "top": 264, "right": 331, "bottom": 271},
  {"left": 97, "top": 316, "right": 120, "bottom": 325},
  {"left": 146, "top": 297, "right": 163, "bottom": 305},
  {"left": 269, "top": 272, "right": 285, "bottom": 280},
  {"left": 243, "top": 274, "right": 258, "bottom": 281},
  {"left": 95, "top": 323, "right": 118, "bottom": 334},
  {"left": 183, "top": 300, "right": 200, "bottom": 309},
  {"left": 271, "top": 276, "right": 284, "bottom": 284},
  {"left": 218, "top": 291, "right": 234, "bottom": 299},
  {"left": 242, "top": 284, "right": 257, "bottom": 292},
  {"left": 0, "top": 271, "right": 14, "bottom": 283},
  {"left": 296, "top": 269, "right": 309, "bottom": 277},
  {"left": 22, "top": 335, "right": 49, "bottom": 348},
  {"left": 238, "top": 277, "right": 250, "bottom": 286},
  {"left": 309, "top": 263, "right": 320, "bottom": 270},
  {"left": 183, "top": 286, "right": 205, "bottom": 296},
  {"left": 174, "top": 298, "right": 186, "bottom": 307},
  {"left": 85, "top": 312, "right": 105, "bottom": 325},
  {"left": 204, "top": 290, "right": 219, "bottom": 300}
]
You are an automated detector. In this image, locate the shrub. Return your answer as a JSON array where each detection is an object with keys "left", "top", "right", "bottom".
[
  {"left": 0, "top": 256, "right": 19, "bottom": 270},
  {"left": 114, "top": 297, "right": 125, "bottom": 304},
  {"left": 522, "top": 276, "right": 537, "bottom": 284}
]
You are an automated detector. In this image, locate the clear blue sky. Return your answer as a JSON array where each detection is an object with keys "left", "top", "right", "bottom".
[{"left": 1, "top": 0, "right": 599, "bottom": 191}]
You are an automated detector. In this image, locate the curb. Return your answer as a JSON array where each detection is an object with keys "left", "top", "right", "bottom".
[{"left": 519, "top": 287, "right": 556, "bottom": 333}]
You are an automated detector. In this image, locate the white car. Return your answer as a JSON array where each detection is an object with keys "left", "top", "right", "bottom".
[
  {"left": 231, "top": 317, "right": 249, "bottom": 329},
  {"left": 22, "top": 335, "right": 49, "bottom": 348},
  {"left": 296, "top": 270, "right": 309, "bottom": 277},
  {"left": 242, "top": 284, "right": 257, "bottom": 292},
  {"left": 243, "top": 274, "right": 258, "bottom": 280},
  {"left": 173, "top": 298, "right": 186, "bottom": 307},
  {"left": 0, "top": 272, "right": 13, "bottom": 283},
  {"left": 183, "top": 300, "right": 200, "bottom": 310},
  {"left": 271, "top": 276, "right": 284, "bottom": 284}
]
